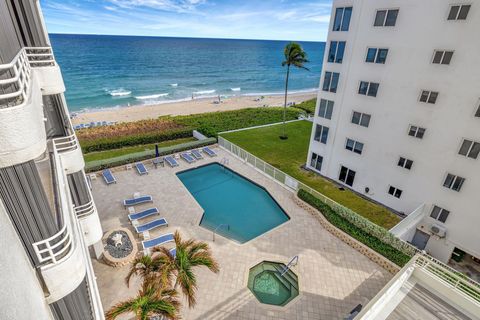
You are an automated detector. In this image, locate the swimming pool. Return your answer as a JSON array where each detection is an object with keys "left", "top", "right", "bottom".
[{"left": 177, "top": 163, "right": 289, "bottom": 243}]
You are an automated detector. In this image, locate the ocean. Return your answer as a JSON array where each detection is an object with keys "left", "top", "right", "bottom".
[{"left": 50, "top": 34, "right": 325, "bottom": 112}]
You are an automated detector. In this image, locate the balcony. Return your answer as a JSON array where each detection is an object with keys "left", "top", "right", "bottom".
[
  {"left": 32, "top": 146, "right": 87, "bottom": 303},
  {"left": 26, "top": 47, "right": 65, "bottom": 95},
  {"left": 53, "top": 134, "right": 85, "bottom": 174},
  {"left": 0, "top": 49, "right": 46, "bottom": 167},
  {"left": 75, "top": 198, "right": 103, "bottom": 246}
]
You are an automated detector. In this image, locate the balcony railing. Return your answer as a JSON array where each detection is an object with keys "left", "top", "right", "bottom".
[
  {"left": 74, "top": 199, "right": 96, "bottom": 219},
  {"left": 53, "top": 134, "right": 80, "bottom": 153},
  {"left": 25, "top": 47, "right": 56, "bottom": 68},
  {"left": 0, "top": 49, "right": 31, "bottom": 108},
  {"left": 32, "top": 223, "right": 73, "bottom": 265}
]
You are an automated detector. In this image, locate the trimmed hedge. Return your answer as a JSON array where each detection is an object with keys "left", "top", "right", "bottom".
[
  {"left": 85, "top": 138, "right": 216, "bottom": 172},
  {"left": 172, "top": 107, "right": 302, "bottom": 137},
  {"left": 294, "top": 98, "right": 317, "bottom": 115},
  {"left": 298, "top": 189, "right": 411, "bottom": 267},
  {"left": 80, "top": 128, "right": 192, "bottom": 153}
]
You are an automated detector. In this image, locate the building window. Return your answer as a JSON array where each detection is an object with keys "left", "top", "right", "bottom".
[
  {"left": 345, "top": 138, "right": 364, "bottom": 154},
  {"left": 408, "top": 125, "right": 426, "bottom": 139},
  {"left": 333, "top": 7, "right": 353, "bottom": 31},
  {"left": 351, "top": 111, "right": 371, "bottom": 127},
  {"left": 432, "top": 50, "right": 454, "bottom": 65},
  {"left": 398, "top": 157, "right": 413, "bottom": 170},
  {"left": 318, "top": 99, "right": 334, "bottom": 119},
  {"left": 419, "top": 90, "right": 439, "bottom": 104},
  {"left": 314, "top": 125, "right": 329, "bottom": 144},
  {"left": 388, "top": 186, "right": 403, "bottom": 198},
  {"left": 459, "top": 139, "right": 480, "bottom": 159},
  {"left": 475, "top": 102, "right": 480, "bottom": 117},
  {"left": 358, "top": 81, "right": 379, "bottom": 97},
  {"left": 447, "top": 4, "right": 471, "bottom": 20},
  {"left": 374, "top": 9, "right": 399, "bottom": 27},
  {"left": 323, "top": 72, "right": 340, "bottom": 93},
  {"left": 328, "top": 41, "right": 346, "bottom": 63},
  {"left": 430, "top": 205, "right": 450, "bottom": 223},
  {"left": 310, "top": 153, "right": 323, "bottom": 171},
  {"left": 366, "top": 48, "right": 388, "bottom": 64},
  {"left": 339, "top": 166, "right": 356, "bottom": 186},
  {"left": 443, "top": 173, "right": 465, "bottom": 192}
]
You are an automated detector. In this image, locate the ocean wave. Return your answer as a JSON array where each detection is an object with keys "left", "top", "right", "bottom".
[
  {"left": 230, "top": 87, "right": 241, "bottom": 92},
  {"left": 170, "top": 83, "right": 178, "bottom": 87},
  {"left": 135, "top": 93, "right": 169, "bottom": 100},
  {"left": 107, "top": 89, "right": 132, "bottom": 97},
  {"left": 193, "top": 89, "right": 216, "bottom": 95}
]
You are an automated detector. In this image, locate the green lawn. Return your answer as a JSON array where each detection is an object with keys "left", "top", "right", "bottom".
[
  {"left": 220, "top": 121, "right": 400, "bottom": 229},
  {"left": 83, "top": 137, "right": 196, "bottom": 163}
]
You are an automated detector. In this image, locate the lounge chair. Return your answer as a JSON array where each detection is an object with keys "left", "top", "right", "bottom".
[
  {"left": 165, "top": 156, "right": 179, "bottom": 167},
  {"left": 123, "top": 195, "right": 153, "bottom": 207},
  {"left": 142, "top": 233, "right": 175, "bottom": 250},
  {"left": 191, "top": 149, "right": 203, "bottom": 160},
  {"left": 102, "top": 169, "right": 116, "bottom": 185},
  {"left": 128, "top": 207, "right": 159, "bottom": 221},
  {"left": 134, "top": 218, "right": 168, "bottom": 233},
  {"left": 135, "top": 162, "right": 148, "bottom": 175},
  {"left": 203, "top": 146, "right": 217, "bottom": 157},
  {"left": 170, "top": 247, "right": 176, "bottom": 257},
  {"left": 181, "top": 153, "right": 195, "bottom": 163}
]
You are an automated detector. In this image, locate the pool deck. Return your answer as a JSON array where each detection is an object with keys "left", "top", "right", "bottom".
[{"left": 90, "top": 146, "right": 393, "bottom": 319}]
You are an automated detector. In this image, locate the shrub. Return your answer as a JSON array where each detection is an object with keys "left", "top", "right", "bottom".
[
  {"left": 298, "top": 189, "right": 412, "bottom": 267},
  {"left": 172, "top": 107, "right": 302, "bottom": 137},
  {"left": 85, "top": 138, "right": 217, "bottom": 172},
  {"left": 294, "top": 98, "right": 317, "bottom": 115}
]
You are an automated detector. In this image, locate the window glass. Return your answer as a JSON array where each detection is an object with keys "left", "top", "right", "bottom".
[
  {"left": 417, "top": 127, "right": 426, "bottom": 139},
  {"left": 328, "top": 41, "right": 337, "bottom": 63},
  {"left": 442, "top": 51, "right": 453, "bottom": 65},
  {"left": 420, "top": 91, "right": 429, "bottom": 102},
  {"left": 458, "top": 5, "right": 471, "bottom": 20},
  {"left": 346, "top": 169, "right": 355, "bottom": 186},
  {"left": 355, "top": 142, "right": 364, "bottom": 154},
  {"left": 311, "top": 153, "right": 323, "bottom": 171},
  {"left": 352, "top": 111, "right": 361, "bottom": 124},
  {"left": 341, "top": 7, "right": 352, "bottom": 31},
  {"left": 405, "top": 159, "right": 413, "bottom": 169},
  {"left": 360, "top": 114, "right": 371, "bottom": 127},
  {"left": 323, "top": 72, "right": 332, "bottom": 91},
  {"left": 428, "top": 92, "right": 438, "bottom": 104},
  {"left": 377, "top": 49, "right": 388, "bottom": 63},
  {"left": 346, "top": 139, "right": 355, "bottom": 151},
  {"left": 333, "top": 8, "right": 343, "bottom": 31},
  {"left": 321, "top": 126, "right": 329, "bottom": 144},
  {"left": 458, "top": 140, "right": 471, "bottom": 156},
  {"left": 339, "top": 166, "right": 348, "bottom": 182},
  {"left": 433, "top": 51, "right": 443, "bottom": 64},
  {"left": 448, "top": 6, "right": 460, "bottom": 20},
  {"left": 385, "top": 9, "right": 399, "bottom": 26},
  {"left": 325, "top": 100, "right": 334, "bottom": 119},
  {"left": 475, "top": 104, "right": 480, "bottom": 117},
  {"left": 374, "top": 10, "right": 386, "bottom": 26},
  {"left": 330, "top": 73, "right": 339, "bottom": 92},
  {"left": 368, "top": 83, "right": 379, "bottom": 97},
  {"left": 452, "top": 177, "right": 465, "bottom": 191},
  {"left": 359, "top": 81, "right": 369, "bottom": 95},
  {"left": 443, "top": 174, "right": 455, "bottom": 188},
  {"left": 336, "top": 41, "right": 346, "bottom": 63},
  {"left": 366, "top": 48, "right": 376, "bottom": 63},
  {"left": 469, "top": 142, "right": 480, "bottom": 159}
]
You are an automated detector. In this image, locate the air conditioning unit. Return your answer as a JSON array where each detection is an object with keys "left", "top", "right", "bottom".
[{"left": 430, "top": 223, "right": 447, "bottom": 238}]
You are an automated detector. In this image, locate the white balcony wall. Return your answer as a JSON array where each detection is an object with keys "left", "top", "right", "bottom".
[{"left": 33, "top": 64, "right": 65, "bottom": 95}]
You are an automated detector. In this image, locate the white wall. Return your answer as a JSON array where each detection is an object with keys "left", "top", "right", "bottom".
[
  {"left": 308, "top": 0, "right": 480, "bottom": 262},
  {"left": 0, "top": 201, "right": 53, "bottom": 320}
]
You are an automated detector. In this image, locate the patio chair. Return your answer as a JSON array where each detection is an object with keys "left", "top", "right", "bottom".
[
  {"left": 165, "top": 156, "right": 179, "bottom": 167},
  {"left": 128, "top": 207, "right": 159, "bottom": 221},
  {"left": 142, "top": 233, "right": 175, "bottom": 251},
  {"left": 123, "top": 195, "right": 153, "bottom": 207},
  {"left": 180, "top": 152, "right": 195, "bottom": 163},
  {"left": 203, "top": 146, "right": 217, "bottom": 157},
  {"left": 191, "top": 149, "right": 203, "bottom": 160},
  {"left": 135, "top": 162, "right": 148, "bottom": 175},
  {"left": 134, "top": 218, "right": 168, "bottom": 233},
  {"left": 102, "top": 169, "right": 117, "bottom": 185}
]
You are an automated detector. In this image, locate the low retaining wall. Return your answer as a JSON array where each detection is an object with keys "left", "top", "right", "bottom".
[{"left": 293, "top": 195, "right": 401, "bottom": 274}]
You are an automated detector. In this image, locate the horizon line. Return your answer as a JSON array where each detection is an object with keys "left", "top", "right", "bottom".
[{"left": 48, "top": 32, "right": 326, "bottom": 43}]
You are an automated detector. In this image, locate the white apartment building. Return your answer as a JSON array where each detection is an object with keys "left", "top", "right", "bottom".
[
  {"left": 307, "top": 0, "right": 480, "bottom": 265},
  {"left": 0, "top": 1, "right": 105, "bottom": 319}
]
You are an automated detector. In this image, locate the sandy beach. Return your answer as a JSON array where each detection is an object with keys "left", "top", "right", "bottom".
[{"left": 71, "top": 92, "right": 317, "bottom": 125}]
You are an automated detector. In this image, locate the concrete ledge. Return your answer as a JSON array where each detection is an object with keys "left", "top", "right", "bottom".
[{"left": 293, "top": 195, "right": 401, "bottom": 274}]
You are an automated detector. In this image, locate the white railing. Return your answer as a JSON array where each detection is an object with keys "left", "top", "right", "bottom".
[
  {"left": 25, "top": 47, "right": 56, "bottom": 68},
  {"left": 0, "top": 49, "right": 31, "bottom": 107},
  {"left": 74, "top": 200, "right": 96, "bottom": 219},
  {"left": 53, "top": 134, "right": 79, "bottom": 153},
  {"left": 414, "top": 254, "right": 480, "bottom": 303},
  {"left": 32, "top": 223, "right": 73, "bottom": 264}
]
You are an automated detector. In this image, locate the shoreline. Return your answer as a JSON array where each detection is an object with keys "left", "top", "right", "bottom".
[{"left": 71, "top": 91, "right": 317, "bottom": 125}]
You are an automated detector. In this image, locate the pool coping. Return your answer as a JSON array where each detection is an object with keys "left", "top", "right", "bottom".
[
  {"left": 175, "top": 161, "right": 293, "bottom": 246},
  {"left": 243, "top": 258, "right": 303, "bottom": 311}
]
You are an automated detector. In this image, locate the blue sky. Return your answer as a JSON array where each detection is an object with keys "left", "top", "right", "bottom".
[{"left": 40, "top": 0, "right": 332, "bottom": 41}]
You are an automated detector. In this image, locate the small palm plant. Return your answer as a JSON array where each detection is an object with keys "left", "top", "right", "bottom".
[
  {"left": 105, "top": 278, "right": 180, "bottom": 320},
  {"left": 280, "top": 42, "right": 309, "bottom": 139},
  {"left": 153, "top": 231, "right": 220, "bottom": 307}
]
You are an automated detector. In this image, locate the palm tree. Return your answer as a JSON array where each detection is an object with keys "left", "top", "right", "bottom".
[
  {"left": 125, "top": 254, "right": 173, "bottom": 289},
  {"left": 106, "top": 278, "right": 180, "bottom": 320},
  {"left": 153, "top": 231, "right": 219, "bottom": 308},
  {"left": 280, "top": 42, "right": 309, "bottom": 139}
]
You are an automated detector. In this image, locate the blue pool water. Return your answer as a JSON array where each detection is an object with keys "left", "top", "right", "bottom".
[{"left": 177, "top": 163, "right": 289, "bottom": 243}]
